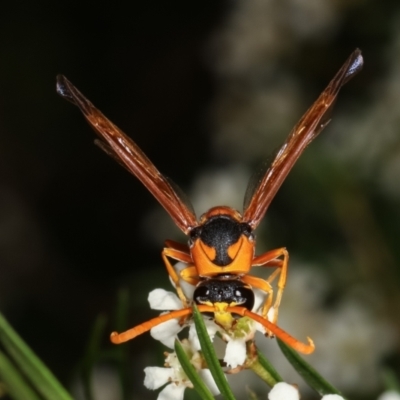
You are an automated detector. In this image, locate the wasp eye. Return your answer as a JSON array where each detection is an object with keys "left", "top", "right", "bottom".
[{"left": 193, "top": 285, "right": 210, "bottom": 304}]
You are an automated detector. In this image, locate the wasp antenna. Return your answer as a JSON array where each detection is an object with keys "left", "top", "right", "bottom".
[
  {"left": 110, "top": 308, "right": 193, "bottom": 344},
  {"left": 229, "top": 307, "right": 315, "bottom": 354}
]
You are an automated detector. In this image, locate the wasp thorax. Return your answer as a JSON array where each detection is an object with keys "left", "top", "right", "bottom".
[{"left": 189, "top": 215, "right": 253, "bottom": 266}]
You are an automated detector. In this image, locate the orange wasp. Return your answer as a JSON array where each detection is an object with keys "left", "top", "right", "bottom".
[{"left": 57, "top": 49, "right": 363, "bottom": 354}]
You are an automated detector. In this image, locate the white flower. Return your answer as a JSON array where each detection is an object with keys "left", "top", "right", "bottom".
[
  {"left": 224, "top": 338, "right": 247, "bottom": 368},
  {"left": 150, "top": 317, "right": 183, "bottom": 349},
  {"left": 378, "top": 391, "right": 400, "bottom": 400},
  {"left": 188, "top": 314, "right": 256, "bottom": 369},
  {"left": 148, "top": 288, "right": 183, "bottom": 310},
  {"left": 220, "top": 317, "right": 260, "bottom": 368},
  {"left": 321, "top": 395, "right": 345, "bottom": 400},
  {"left": 268, "top": 382, "right": 300, "bottom": 400},
  {"left": 144, "top": 342, "right": 219, "bottom": 400},
  {"left": 148, "top": 289, "right": 188, "bottom": 348}
]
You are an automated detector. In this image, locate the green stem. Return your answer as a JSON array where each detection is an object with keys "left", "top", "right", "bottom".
[
  {"left": 245, "top": 342, "right": 282, "bottom": 388},
  {"left": 248, "top": 357, "right": 279, "bottom": 387}
]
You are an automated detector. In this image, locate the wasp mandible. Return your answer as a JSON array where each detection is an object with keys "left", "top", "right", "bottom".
[{"left": 56, "top": 49, "right": 363, "bottom": 354}]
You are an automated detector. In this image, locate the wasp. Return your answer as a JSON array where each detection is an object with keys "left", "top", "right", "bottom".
[{"left": 56, "top": 49, "right": 363, "bottom": 354}]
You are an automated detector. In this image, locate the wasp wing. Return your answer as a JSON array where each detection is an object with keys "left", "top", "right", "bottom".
[
  {"left": 56, "top": 75, "right": 198, "bottom": 234},
  {"left": 243, "top": 49, "right": 363, "bottom": 229}
]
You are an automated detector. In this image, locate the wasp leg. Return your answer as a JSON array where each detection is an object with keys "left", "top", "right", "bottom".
[
  {"left": 241, "top": 274, "right": 273, "bottom": 318},
  {"left": 250, "top": 247, "right": 289, "bottom": 326},
  {"left": 162, "top": 240, "right": 199, "bottom": 307},
  {"left": 179, "top": 266, "right": 200, "bottom": 285}
]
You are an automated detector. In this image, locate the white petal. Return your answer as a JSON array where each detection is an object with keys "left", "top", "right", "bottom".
[
  {"left": 268, "top": 382, "right": 300, "bottom": 400},
  {"left": 158, "top": 382, "right": 186, "bottom": 400},
  {"left": 267, "top": 306, "right": 275, "bottom": 322},
  {"left": 144, "top": 367, "right": 172, "bottom": 390},
  {"left": 223, "top": 339, "right": 246, "bottom": 368},
  {"left": 321, "top": 395, "right": 345, "bottom": 400},
  {"left": 198, "top": 369, "right": 220, "bottom": 396},
  {"left": 172, "top": 262, "right": 187, "bottom": 274},
  {"left": 148, "top": 289, "right": 182, "bottom": 310},
  {"left": 151, "top": 318, "right": 183, "bottom": 348},
  {"left": 254, "top": 320, "right": 266, "bottom": 334},
  {"left": 250, "top": 307, "right": 274, "bottom": 335},
  {"left": 377, "top": 391, "right": 400, "bottom": 400},
  {"left": 253, "top": 288, "right": 267, "bottom": 312},
  {"left": 164, "top": 351, "right": 187, "bottom": 382},
  {"left": 188, "top": 318, "right": 220, "bottom": 351},
  {"left": 168, "top": 275, "right": 177, "bottom": 289},
  {"left": 180, "top": 279, "right": 196, "bottom": 300},
  {"left": 189, "top": 349, "right": 203, "bottom": 371}
]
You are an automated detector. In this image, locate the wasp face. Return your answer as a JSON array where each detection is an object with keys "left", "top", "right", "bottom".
[{"left": 194, "top": 279, "right": 255, "bottom": 311}]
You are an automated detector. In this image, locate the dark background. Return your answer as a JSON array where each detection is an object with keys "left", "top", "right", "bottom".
[{"left": 0, "top": 1, "right": 400, "bottom": 399}]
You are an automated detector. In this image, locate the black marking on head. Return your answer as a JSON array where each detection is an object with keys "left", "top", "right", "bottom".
[
  {"left": 194, "top": 279, "right": 255, "bottom": 311},
  {"left": 190, "top": 215, "right": 252, "bottom": 266}
]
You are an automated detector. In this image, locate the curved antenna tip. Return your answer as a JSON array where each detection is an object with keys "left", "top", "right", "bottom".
[{"left": 110, "top": 331, "right": 121, "bottom": 344}]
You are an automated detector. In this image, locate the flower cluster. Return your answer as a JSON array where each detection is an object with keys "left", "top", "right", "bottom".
[
  {"left": 140, "top": 285, "right": 399, "bottom": 400},
  {"left": 143, "top": 286, "right": 270, "bottom": 398},
  {"left": 267, "top": 383, "right": 348, "bottom": 400},
  {"left": 268, "top": 383, "right": 400, "bottom": 400},
  {"left": 144, "top": 339, "right": 219, "bottom": 400}
]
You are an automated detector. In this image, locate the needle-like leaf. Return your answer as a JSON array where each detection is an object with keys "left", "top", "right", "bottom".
[
  {"left": 192, "top": 305, "right": 236, "bottom": 400},
  {"left": 0, "top": 313, "right": 73, "bottom": 400},
  {"left": 277, "top": 339, "right": 344, "bottom": 397}
]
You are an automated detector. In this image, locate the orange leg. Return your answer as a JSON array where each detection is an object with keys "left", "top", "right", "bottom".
[
  {"left": 162, "top": 240, "right": 200, "bottom": 307},
  {"left": 180, "top": 266, "right": 201, "bottom": 284},
  {"left": 250, "top": 247, "right": 289, "bottom": 325},
  {"left": 241, "top": 274, "right": 273, "bottom": 318}
]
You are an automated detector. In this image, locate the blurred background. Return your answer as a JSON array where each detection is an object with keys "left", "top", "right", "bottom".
[{"left": 1, "top": 1, "right": 400, "bottom": 399}]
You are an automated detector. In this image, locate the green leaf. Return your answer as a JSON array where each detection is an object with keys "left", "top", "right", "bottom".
[
  {"left": 192, "top": 304, "right": 236, "bottom": 400},
  {"left": 174, "top": 339, "right": 214, "bottom": 400},
  {"left": 277, "top": 339, "right": 344, "bottom": 398},
  {"left": 0, "top": 350, "right": 41, "bottom": 400},
  {"left": 0, "top": 312, "right": 73, "bottom": 400}
]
